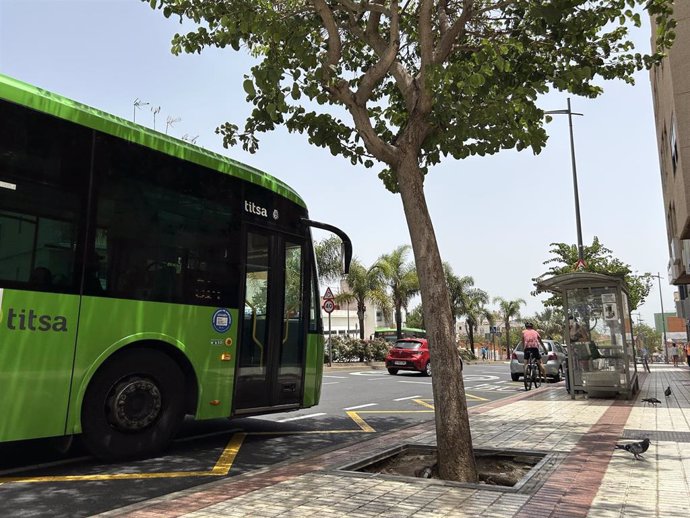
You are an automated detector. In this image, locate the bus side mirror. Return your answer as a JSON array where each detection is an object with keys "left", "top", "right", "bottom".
[{"left": 302, "top": 218, "right": 352, "bottom": 274}]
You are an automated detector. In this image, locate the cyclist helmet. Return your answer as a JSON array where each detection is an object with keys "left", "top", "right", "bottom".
[{"left": 524, "top": 322, "right": 534, "bottom": 329}]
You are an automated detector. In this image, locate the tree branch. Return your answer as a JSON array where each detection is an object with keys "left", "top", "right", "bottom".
[
  {"left": 310, "top": 1, "right": 397, "bottom": 164},
  {"left": 312, "top": 0, "right": 342, "bottom": 69},
  {"left": 434, "top": 0, "right": 474, "bottom": 64},
  {"left": 354, "top": 1, "right": 401, "bottom": 104}
]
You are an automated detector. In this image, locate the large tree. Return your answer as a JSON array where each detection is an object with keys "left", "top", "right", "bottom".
[
  {"left": 372, "top": 245, "right": 419, "bottom": 338},
  {"left": 537, "top": 236, "right": 653, "bottom": 310},
  {"left": 148, "top": 0, "right": 674, "bottom": 483}
]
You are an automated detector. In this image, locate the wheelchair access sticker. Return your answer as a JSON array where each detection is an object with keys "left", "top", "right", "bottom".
[{"left": 212, "top": 308, "right": 232, "bottom": 333}]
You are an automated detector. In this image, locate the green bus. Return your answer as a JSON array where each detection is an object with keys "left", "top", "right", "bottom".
[
  {"left": 0, "top": 74, "right": 351, "bottom": 460},
  {"left": 373, "top": 327, "right": 427, "bottom": 343}
]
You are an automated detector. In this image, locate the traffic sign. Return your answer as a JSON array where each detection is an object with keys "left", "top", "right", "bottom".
[
  {"left": 323, "top": 287, "right": 334, "bottom": 299},
  {"left": 323, "top": 299, "right": 335, "bottom": 313}
]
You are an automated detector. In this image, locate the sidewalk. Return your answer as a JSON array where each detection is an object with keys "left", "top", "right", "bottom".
[{"left": 96, "top": 363, "right": 690, "bottom": 518}]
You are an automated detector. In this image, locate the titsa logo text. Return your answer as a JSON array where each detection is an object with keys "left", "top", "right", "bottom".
[{"left": 4, "top": 308, "right": 68, "bottom": 332}]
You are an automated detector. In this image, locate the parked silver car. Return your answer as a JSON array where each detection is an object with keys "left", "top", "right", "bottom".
[{"left": 510, "top": 339, "right": 567, "bottom": 382}]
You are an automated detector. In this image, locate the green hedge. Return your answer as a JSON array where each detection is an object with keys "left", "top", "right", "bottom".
[{"left": 325, "top": 336, "right": 390, "bottom": 363}]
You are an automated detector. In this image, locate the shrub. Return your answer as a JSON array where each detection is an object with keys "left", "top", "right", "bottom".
[{"left": 325, "top": 336, "right": 390, "bottom": 363}]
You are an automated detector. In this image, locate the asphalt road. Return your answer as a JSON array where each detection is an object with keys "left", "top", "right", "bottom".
[{"left": 0, "top": 361, "right": 542, "bottom": 517}]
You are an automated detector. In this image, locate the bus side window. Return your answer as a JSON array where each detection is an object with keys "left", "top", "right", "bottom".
[
  {"left": 0, "top": 100, "right": 90, "bottom": 294},
  {"left": 92, "top": 133, "right": 240, "bottom": 306}
]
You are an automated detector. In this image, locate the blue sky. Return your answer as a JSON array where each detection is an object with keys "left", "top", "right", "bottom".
[{"left": 0, "top": 0, "right": 675, "bottom": 327}]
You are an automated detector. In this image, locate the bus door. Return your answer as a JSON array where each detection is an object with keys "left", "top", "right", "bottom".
[{"left": 233, "top": 229, "right": 307, "bottom": 413}]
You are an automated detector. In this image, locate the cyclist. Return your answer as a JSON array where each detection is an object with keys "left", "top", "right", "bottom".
[{"left": 522, "top": 322, "right": 546, "bottom": 382}]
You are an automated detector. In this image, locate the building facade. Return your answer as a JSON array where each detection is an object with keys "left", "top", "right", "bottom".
[{"left": 651, "top": 1, "right": 690, "bottom": 338}]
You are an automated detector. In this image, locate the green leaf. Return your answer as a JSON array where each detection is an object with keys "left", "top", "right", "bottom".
[{"left": 243, "top": 78, "right": 256, "bottom": 98}]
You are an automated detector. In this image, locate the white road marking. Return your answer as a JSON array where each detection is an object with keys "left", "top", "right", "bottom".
[
  {"left": 398, "top": 380, "right": 432, "bottom": 385},
  {"left": 275, "top": 413, "right": 326, "bottom": 423},
  {"left": 344, "top": 403, "right": 378, "bottom": 410},
  {"left": 323, "top": 382, "right": 340, "bottom": 385},
  {"left": 394, "top": 395, "right": 422, "bottom": 401},
  {"left": 463, "top": 374, "right": 500, "bottom": 381},
  {"left": 324, "top": 375, "right": 348, "bottom": 379}
]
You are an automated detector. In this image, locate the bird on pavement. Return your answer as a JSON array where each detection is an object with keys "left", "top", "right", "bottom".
[
  {"left": 414, "top": 464, "right": 437, "bottom": 478},
  {"left": 615, "top": 438, "right": 651, "bottom": 460},
  {"left": 642, "top": 397, "right": 661, "bottom": 407},
  {"left": 664, "top": 386, "right": 672, "bottom": 397}
]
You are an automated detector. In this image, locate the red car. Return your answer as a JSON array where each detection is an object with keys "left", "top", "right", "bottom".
[{"left": 385, "top": 338, "right": 431, "bottom": 376}]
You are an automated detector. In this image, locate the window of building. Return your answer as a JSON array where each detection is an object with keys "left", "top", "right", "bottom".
[{"left": 670, "top": 114, "right": 678, "bottom": 175}]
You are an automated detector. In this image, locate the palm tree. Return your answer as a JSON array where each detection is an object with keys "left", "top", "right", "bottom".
[
  {"left": 444, "top": 265, "right": 492, "bottom": 355},
  {"left": 373, "top": 245, "right": 419, "bottom": 339},
  {"left": 531, "top": 307, "right": 565, "bottom": 340},
  {"left": 334, "top": 258, "right": 390, "bottom": 340},
  {"left": 461, "top": 290, "right": 493, "bottom": 356},
  {"left": 444, "top": 265, "right": 473, "bottom": 337},
  {"left": 493, "top": 297, "right": 525, "bottom": 359}
]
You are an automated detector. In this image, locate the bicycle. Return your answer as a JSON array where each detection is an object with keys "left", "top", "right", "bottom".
[{"left": 524, "top": 355, "right": 542, "bottom": 391}]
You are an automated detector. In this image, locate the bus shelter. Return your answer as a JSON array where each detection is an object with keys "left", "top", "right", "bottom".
[{"left": 535, "top": 272, "right": 639, "bottom": 399}]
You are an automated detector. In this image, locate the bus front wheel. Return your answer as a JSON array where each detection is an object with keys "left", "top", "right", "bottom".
[{"left": 81, "top": 349, "right": 185, "bottom": 461}]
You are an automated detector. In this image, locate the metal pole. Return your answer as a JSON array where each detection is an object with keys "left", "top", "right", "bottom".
[
  {"left": 567, "top": 98, "right": 584, "bottom": 261},
  {"left": 328, "top": 312, "right": 333, "bottom": 367},
  {"left": 545, "top": 100, "right": 585, "bottom": 262}
]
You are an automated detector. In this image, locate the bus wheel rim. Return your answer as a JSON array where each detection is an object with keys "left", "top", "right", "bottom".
[{"left": 108, "top": 378, "right": 162, "bottom": 431}]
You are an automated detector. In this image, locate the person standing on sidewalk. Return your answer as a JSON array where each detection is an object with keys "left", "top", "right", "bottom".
[{"left": 671, "top": 342, "right": 679, "bottom": 367}]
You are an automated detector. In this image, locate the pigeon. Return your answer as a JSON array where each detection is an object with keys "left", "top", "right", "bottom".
[
  {"left": 664, "top": 386, "right": 672, "bottom": 397},
  {"left": 642, "top": 397, "right": 661, "bottom": 407},
  {"left": 414, "top": 463, "right": 437, "bottom": 478},
  {"left": 615, "top": 438, "right": 651, "bottom": 460}
]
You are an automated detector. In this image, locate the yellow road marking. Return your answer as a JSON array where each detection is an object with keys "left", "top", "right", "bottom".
[
  {"left": 250, "top": 430, "right": 367, "bottom": 435},
  {"left": 1, "top": 394, "right": 490, "bottom": 484},
  {"left": 0, "top": 434, "right": 246, "bottom": 484},
  {"left": 209, "top": 432, "right": 246, "bottom": 475},
  {"left": 346, "top": 411, "right": 376, "bottom": 432},
  {"left": 0, "top": 470, "right": 217, "bottom": 484}
]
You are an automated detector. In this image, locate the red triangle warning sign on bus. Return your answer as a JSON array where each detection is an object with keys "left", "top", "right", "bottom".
[{"left": 323, "top": 287, "right": 335, "bottom": 299}]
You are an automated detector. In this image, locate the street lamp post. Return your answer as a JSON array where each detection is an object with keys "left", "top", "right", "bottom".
[
  {"left": 650, "top": 272, "right": 668, "bottom": 362},
  {"left": 545, "top": 98, "right": 585, "bottom": 262}
]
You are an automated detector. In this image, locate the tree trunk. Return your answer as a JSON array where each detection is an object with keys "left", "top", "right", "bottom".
[
  {"left": 505, "top": 318, "right": 511, "bottom": 360},
  {"left": 357, "top": 303, "right": 365, "bottom": 340},
  {"left": 468, "top": 323, "right": 475, "bottom": 356},
  {"left": 396, "top": 154, "right": 478, "bottom": 483},
  {"left": 395, "top": 306, "right": 403, "bottom": 339}
]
